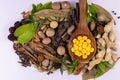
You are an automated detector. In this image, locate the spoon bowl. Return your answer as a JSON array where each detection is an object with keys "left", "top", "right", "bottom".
[{"left": 68, "top": 0, "right": 96, "bottom": 63}]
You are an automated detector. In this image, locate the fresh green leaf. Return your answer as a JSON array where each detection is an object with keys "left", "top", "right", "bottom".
[
  {"left": 67, "top": 60, "right": 77, "bottom": 74},
  {"left": 98, "top": 62, "right": 105, "bottom": 73},
  {"left": 14, "top": 22, "right": 38, "bottom": 44},
  {"left": 95, "top": 65, "right": 103, "bottom": 78},
  {"left": 32, "top": 2, "right": 52, "bottom": 14},
  {"left": 41, "top": 2, "right": 52, "bottom": 9},
  {"left": 87, "top": 13, "right": 92, "bottom": 24},
  {"left": 87, "top": 4, "right": 98, "bottom": 24},
  {"left": 60, "top": 66, "right": 63, "bottom": 75},
  {"left": 88, "top": 5, "right": 98, "bottom": 16},
  {"left": 103, "top": 61, "right": 113, "bottom": 68},
  {"left": 18, "top": 31, "right": 34, "bottom": 44}
]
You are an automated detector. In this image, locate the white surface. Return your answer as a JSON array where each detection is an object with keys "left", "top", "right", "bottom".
[{"left": 0, "top": 0, "right": 120, "bottom": 80}]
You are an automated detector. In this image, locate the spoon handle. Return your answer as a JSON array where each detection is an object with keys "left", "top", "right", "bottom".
[{"left": 78, "top": 0, "right": 87, "bottom": 29}]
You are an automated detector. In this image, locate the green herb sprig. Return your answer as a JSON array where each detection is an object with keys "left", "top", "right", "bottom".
[
  {"left": 55, "top": 55, "right": 78, "bottom": 75},
  {"left": 95, "top": 61, "right": 113, "bottom": 78}
]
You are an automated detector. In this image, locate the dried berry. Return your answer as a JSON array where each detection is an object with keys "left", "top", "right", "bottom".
[
  {"left": 9, "top": 27, "right": 15, "bottom": 33},
  {"left": 8, "top": 34, "right": 16, "bottom": 41}
]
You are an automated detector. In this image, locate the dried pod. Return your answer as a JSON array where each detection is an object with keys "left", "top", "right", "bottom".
[
  {"left": 38, "top": 31, "right": 46, "bottom": 39},
  {"left": 50, "top": 21, "right": 58, "bottom": 29},
  {"left": 61, "top": 1, "right": 71, "bottom": 9},
  {"left": 52, "top": 2, "right": 61, "bottom": 10},
  {"left": 73, "top": 63, "right": 84, "bottom": 75},
  {"left": 90, "top": 21, "right": 96, "bottom": 31},
  {"left": 42, "top": 59, "right": 49, "bottom": 67},
  {"left": 46, "top": 28, "right": 55, "bottom": 37},
  {"left": 42, "top": 37, "right": 51, "bottom": 44},
  {"left": 96, "top": 25, "right": 104, "bottom": 34},
  {"left": 57, "top": 46, "right": 66, "bottom": 55}
]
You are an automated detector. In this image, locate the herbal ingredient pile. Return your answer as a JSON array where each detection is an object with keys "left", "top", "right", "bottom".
[{"left": 8, "top": 1, "right": 119, "bottom": 80}]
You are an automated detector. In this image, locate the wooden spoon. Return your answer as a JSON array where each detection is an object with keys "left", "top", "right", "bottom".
[{"left": 68, "top": 0, "right": 96, "bottom": 63}]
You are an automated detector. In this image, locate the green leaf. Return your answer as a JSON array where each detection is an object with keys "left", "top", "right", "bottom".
[
  {"left": 95, "top": 65, "right": 103, "bottom": 78},
  {"left": 87, "top": 13, "right": 92, "bottom": 24},
  {"left": 88, "top": 5, "right": 98, "bottom": 16},
  {"left": 98, "top": 62, "right": 105, "bottom": 73},
  {"left": 67, "top": 61, "right": 77, "bottom": 74},
  {"left": 41, "top": 2, "right": 52, "bottom": 9},
  {"left": 32, "top": 2, "right": 52, "bottom": 14},
  {"left": 14, "top": 22, "right": 38, "bottom": 44},
  {"left": 18, "top": 31, "right": 34, "bottom": 44},
  {"left": 103, "top": 61, "right": 113, "bottom": 68}
]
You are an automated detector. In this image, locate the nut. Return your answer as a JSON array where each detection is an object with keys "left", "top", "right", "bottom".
[
  {"left": 46, "top": 28, "right": 55, "bottom": 37},
  {"left": 50, "top": 21, "right": 58, "bottom": 29},
  {"left": 42, "top": 37, "right": 51, "bottom": 44},
  {"left": 57, "top": 46, "right": 66, "bottom": 55}
]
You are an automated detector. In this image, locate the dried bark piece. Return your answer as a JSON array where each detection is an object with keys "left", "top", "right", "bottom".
[{"left": 73, "top": 63, "right": 84, "bottom": 75}]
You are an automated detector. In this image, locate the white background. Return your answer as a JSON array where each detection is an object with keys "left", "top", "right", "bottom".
[{"left": 0, "top": 0, "right": 120, "bottom": 80}]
